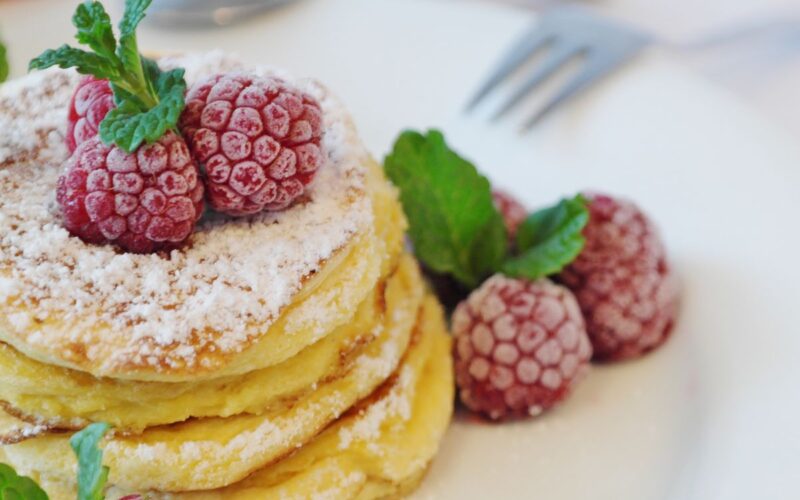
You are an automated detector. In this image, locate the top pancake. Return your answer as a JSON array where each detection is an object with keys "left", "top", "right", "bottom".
[{"left": 0, "top": 52, "right": 383, "bottom": 381}]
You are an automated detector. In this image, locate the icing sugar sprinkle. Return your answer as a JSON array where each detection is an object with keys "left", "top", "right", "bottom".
[
  {"left": 338, "top": 365, "right": 413, "bottom": 452},
  {"left": 0, "top": 52, "right": 372, "bottom": 359}
]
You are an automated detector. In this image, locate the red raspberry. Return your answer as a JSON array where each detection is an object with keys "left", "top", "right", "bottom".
[
  {"left": 453, "top": 275, "right": 592, "bottom": 420},
  {"left": 56, "top": 132, "right": 204, "bottom": 253},
  {"left": 492, "top": 189, "right": 527, "bottom": 239},
  {"left": 557, "top": 193, "right": 679, "bottom": 361},
  {"left": 66, "top": 76, "right": 114, "bottom": 153},
  {"left": 180, "top": 73, "right": 324, "bottom": 215}
]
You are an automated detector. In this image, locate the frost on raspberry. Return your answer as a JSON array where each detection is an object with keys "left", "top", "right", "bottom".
[
  {"left": 180, "top": 73, "right": 324, "bottom": 216},
  {"left": 32, "top": 0, "right": 204, "bottom": 253},
  {"left": 453, "top": 275, "right": 592, "bottom": 420},
  {"left": 57, "top": 133, "right": 204, "bottom": 253},
  {"left": 66, "top": 76, "right": 114, "bottom": 153},
  {"left": 557, "top": 193, "right": 679, "bottom": 361}
]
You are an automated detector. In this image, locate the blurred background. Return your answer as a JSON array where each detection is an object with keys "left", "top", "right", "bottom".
[
  {"left": 495, "top": 0, "right": 800, "bottom": 136},
  {"left": 1, "top": 0, "right": 799, "bottom": 137}
]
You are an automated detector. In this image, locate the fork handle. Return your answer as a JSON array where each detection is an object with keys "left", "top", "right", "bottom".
[{"left": 677, "top": 15, "right": 800, "bottom": 51}]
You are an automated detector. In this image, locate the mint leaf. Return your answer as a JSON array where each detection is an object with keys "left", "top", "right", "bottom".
[
  {"left": 116, "top": 0, "right": 153, "bottom": 100},
  {"left": 70, "top": 422, "right": 110, "bottom": 500},
  {"left": 501, "top": 194, "right": 588, "bottom": 280},
  {"left": 110, "top": 57, "right": 162, "bottom": 110},
  {"left": 28, "top": 45, "right": 119, "bottom": 79},
  {"left": 73, "top": 2, "right": 117, "bottom": 61},
  {"left": 385, "top": 130, "right": 508, "bottom": 288},
  {"left": 118, "top": 0, "right": 151, "bottom": 37},
  {"left": 0, "top": 39, "right": 8, "bottom": 83},
  {"left": 100, "top": 65, "right": 185, "bottom": 152},
  {"left": 0, "top": 463, "right": 49, "bottom": 500}
]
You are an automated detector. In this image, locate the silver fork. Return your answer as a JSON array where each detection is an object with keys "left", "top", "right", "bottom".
[{"left": 466, "top": 6, "right": 652, "bottom": 129}]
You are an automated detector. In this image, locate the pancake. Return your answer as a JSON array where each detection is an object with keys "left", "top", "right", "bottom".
[
  {"left": 1, "top": 255, "right": 426, "bottom": 491},
  {"left": 0, "top": 52, "right": 391, "bottom": 382},
  {"left": 0, "top": 295, "right": 452, "bottom": 500},
  {"left": 0, "top": 51, "right": 454, "bottom": 499}
]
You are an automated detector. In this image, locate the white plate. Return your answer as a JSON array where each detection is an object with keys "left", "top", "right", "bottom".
[{"left": 3, "top": 0, "right": 800, "bottom": 498}]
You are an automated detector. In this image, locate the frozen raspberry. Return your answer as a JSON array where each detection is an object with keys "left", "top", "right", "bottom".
[
  {"left": 57, "top": 132, "right": 204, "bottom": 253},
  {"left": 453, "top": 275, "right": 592, "bottom": 420},
  {"left": 180, "top": 73, "right": 324, "bottom": 215},
  {"left": 493, "top": 189, "right": 527, "bottom": 240},
  {"left": 66, "top": 76, "right": 114, "bottom": 153},
  {"left": 557, "top": 193, "right": 679, "bottom": 361}
]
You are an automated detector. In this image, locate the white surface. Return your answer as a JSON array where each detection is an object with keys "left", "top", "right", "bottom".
[
  {"left": 491, "top": 0, "right": 800, "bottom": 138},
  {"left": 1, "top": 0, "right": 800, "bottom": 498}
]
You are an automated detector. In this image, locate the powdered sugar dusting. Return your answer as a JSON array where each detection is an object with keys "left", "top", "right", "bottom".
[
  {"left": 338, "top": 365, "right": 414, "bottom": 452},
  {"left": 0, "top": 52, "right": 372, "bottom": 369},
  {"left": 0, "top": 406, "right": 70, "bottom": 444},
  {"left": 308, "top": 470, "right": 366, "bottom": 500},
  {"left": 0, "top": 70, "right": 72, "bottom": 165}
]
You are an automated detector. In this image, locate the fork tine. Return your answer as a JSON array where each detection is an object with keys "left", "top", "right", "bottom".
[
  {"left": 492, "top": 42, "right": 583, "bottom": 120},
  {"left": 521, "top": 52, "right": 626, "bottom": 130},
  {"left": 465, "top": 26, "right": 554, "bottom": 111}
]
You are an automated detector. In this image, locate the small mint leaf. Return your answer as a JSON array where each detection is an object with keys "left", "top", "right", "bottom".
[
  {"left": 150, "top": 59, "right": 184, "bottom": 100},
  {"left": 28, "top": 45, "right": 118, "bottom": 79},
  {"left": 501, "top": 194, "right": 589, "bottom": 280},
  {"left": 0, "top": 39, "right": 8, "bottom": 83},
  {"left": 516, "top": 194, "right": 588, "bottom": 251},
  {"left": 70, "top": 422, "right": 110, "bottom": 500},
  {"left": 0, "top": 463, "right": 50, "bottom": 500},
  {"left": 384, "top": 130, "right": 508, "bottom": 288},
  {"left": 72, "top": 1, "right": 117, "bottom": 62},
  {"left": 116, "top": 0, "right": 152, "bottom": 95},
  {"left": 119, "top": 0, "right": 152, "bottom": 36},
  {"left": 109, "top": 82, "right": 147, "bottom": 110},
  {"left": 110, "top": 57, "right": 162, "bottom": 110},
  {"left": 100, "top": 66, "right": 185, "bottom": 152},
  {"left": 29, "top": 0, "right": 180, "bottom": 152}
]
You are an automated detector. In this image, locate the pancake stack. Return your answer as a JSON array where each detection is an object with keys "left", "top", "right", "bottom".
[{"left": 0, "top": 53, "right": 453, "bottom": 499}]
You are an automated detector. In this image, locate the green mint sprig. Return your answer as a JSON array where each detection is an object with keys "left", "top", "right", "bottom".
[
  {"left": 384, "top": 129, "right": 588, "bottom": 288},
  {"left": 0, "top": 463, "right": 49, "bottom": 500},
  {"left": 0, "top": 38, "right": 8, "bottom": 83},
  {"left": 501, "top": 194, "right": 588, "bottom": 280},
  {"left": 71, "top": 422, "right": 111, "bottom": 500},
  {"left": 385, "top": 130, "right": 508, "bottom": 288},
  {"left": 29, "top": 0, "right": 185, "bottom": 153}
]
